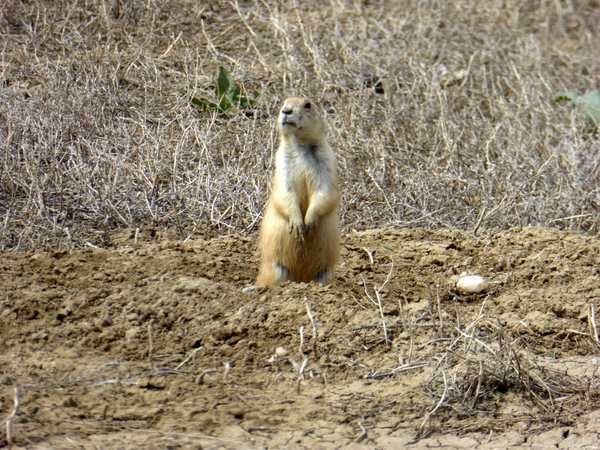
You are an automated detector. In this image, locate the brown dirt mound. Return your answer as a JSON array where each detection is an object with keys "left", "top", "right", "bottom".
[{"left": 1, "top": 226, "right": 600, "bottom": 449}]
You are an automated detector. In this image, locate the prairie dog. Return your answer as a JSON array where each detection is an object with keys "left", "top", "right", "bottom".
[{"left": 256, "top": 98, "right": 340, "bottom": 285}]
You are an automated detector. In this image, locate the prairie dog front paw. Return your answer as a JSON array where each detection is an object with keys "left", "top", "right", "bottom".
[{"left": 289, "top": 219, "right": 306, "bottom": 241}]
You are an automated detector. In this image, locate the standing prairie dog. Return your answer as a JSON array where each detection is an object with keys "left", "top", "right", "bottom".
[{"left": 256, "top": 98, "right": 340, "bottom": 285}]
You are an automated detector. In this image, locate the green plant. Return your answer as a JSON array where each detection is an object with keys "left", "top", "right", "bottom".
[
  {"left": 553, "top": 89, "right": 600, "bottom": 135},
  {"left": 190, "top": 66, "right": 260, "bottom": 116}
]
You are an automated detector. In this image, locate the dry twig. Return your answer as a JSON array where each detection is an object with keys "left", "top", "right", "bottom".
[
  {"left": 588, "top": 304, "right": 600, "bottom": 352},
  {"left": 175, "top": 348, "right": 201, "bottom": 371},
  {"left": 419, "top": 372, "right": 449, "bottom": 436},
  {"left": 1, "top": 384, "right": 21, "bottom": 449},
  {"left": 305, "top": 300, "right": 319, "bottom": 356}
]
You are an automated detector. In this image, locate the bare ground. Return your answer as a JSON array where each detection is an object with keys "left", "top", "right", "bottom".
[{"left": 2, "top": 226, "right": 600, "bottom": 449}]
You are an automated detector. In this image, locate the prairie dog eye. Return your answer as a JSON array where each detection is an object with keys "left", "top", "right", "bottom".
[{"left": 304, "top": 102, "right": 311, "bottom": 109}]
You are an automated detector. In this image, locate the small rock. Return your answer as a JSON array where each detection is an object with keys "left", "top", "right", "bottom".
[{"left": 456, "top": 274, "right": 487, "bottom": 294}]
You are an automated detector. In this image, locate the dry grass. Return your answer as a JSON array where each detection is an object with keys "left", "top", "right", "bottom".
[
  {"left": 415, "top": 303, "right": 598, "bottom": 436},
  {"left": 1, "top": 0, "right": 599, "bottom": 251},
  {"left": 356, "top": 289, "right": 600, "bottom": 437}
]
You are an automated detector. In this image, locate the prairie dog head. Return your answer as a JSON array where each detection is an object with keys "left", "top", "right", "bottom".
[{"left": 278, "top": 98, "right": 325, "bottom": 142}]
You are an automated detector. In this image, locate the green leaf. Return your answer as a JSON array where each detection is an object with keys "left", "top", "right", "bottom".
[
  {"left": 217, "top": 66, "right": 241, "bottom": 105},
  {"left": 553, "top": 89, "right": 600, "bottom": 134},
  {"left": 579, "top": 90, "right": 600, "bottom": 129},
  {"left": 238, "top": 91, "right": 260, "bottom": 109},
  {"left": 189, "top": 67, "right": 260, "bottom": 116},
  {"left": 218, "top": 96, "right": 235, "bottom": 115},
  {"left": 189, "top": 96, "right": 219, "bottom": 111}
]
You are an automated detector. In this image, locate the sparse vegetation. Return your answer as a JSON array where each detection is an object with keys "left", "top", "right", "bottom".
[{"left": 1, "top": 0, "right": 599, "bottom": 252}]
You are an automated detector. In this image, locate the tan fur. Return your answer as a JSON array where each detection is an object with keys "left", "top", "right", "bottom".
[{"left": 256, "top": 98, "right": 340, "bottom": 285}]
